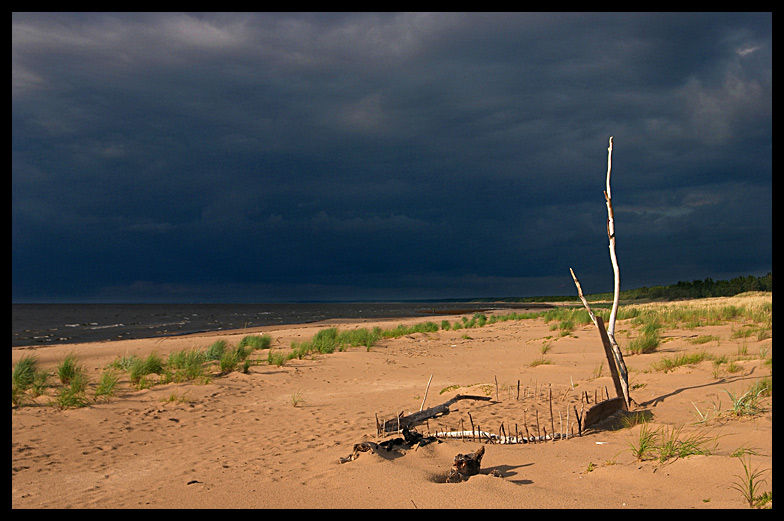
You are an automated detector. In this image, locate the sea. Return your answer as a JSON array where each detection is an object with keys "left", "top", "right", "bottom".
[{"left": 12, "top": 301, "right": 547, "bottom": 349}]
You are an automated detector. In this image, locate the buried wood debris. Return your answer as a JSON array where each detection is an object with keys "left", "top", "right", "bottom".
[
  {"left": 445, "top": 445, "right": 499, "bottom": 483},
  {"left": 339, "top": 427, "right": 439, "bottom": 463}
]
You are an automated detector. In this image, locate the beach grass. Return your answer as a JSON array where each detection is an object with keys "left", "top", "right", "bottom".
[
  {"left": 206, "top": 339, "right": 229, "bottom": 361},
  {"left": 167, "top": 348, "right": 207, "bottom": 374},
  {"left": 12, "top": 355, "right": 50, "bottom": 406},
  {"left": 628, "top": 422, "right": 715, "bottom": 463},
  {"left": 94, "top": 368, "right": 120, "bottom": 400},
  {"left": 56, "top": 353, "right": 82, "bottom": 386},
  {"left": 723, "top": 379, "right": 770, "bottom": 418},
  {"left": 731, "top": 457, "right": 770, "bottom": 508},
  {"left": 628, "top": 421, "right": 659, "bottom": 461},
  {"left": 238, "top": 334, "right": 272, "bottom": 350},
  {"left": 651, "top": 351, "right": 713, "bottom": 372},
  {"left": 12, "top": 355, "right": 40, "bottom": 390}
]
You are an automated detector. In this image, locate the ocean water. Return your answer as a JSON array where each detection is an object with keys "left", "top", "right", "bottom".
[{"left": 11, "top": 302, "right": 541, "bottom": 349}]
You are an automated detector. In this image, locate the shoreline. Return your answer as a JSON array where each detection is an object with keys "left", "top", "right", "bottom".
[{"left": 12, "top": 301, "right": 554, "bottom": 350}]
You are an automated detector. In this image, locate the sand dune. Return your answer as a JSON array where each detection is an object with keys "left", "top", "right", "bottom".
[{"left": 12, "top": 297, "right": 772, "bottom": 509}]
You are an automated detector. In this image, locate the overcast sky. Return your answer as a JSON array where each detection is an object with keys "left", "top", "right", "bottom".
[{"left": 12, "top": 12, "right": 772, "bottom": 303}]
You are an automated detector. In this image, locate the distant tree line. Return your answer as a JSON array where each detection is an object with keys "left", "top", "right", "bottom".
[
  {"left": 482, "top": 273, "right": 772, "bottom": 303},
  {"left": 592, "top": 272, "right": 772, "bottom": 301}
]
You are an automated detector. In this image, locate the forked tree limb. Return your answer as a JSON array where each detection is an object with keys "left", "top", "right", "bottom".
[
  {"left": 569, "top": 136, "right": 630, "bottom": 408},
  {"left": 602, "top": 137, "right": 630, "bottom": 406}
]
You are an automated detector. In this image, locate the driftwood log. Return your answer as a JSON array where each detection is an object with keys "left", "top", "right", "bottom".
[
  {"left": 444, "top": 445, "right": 502, "bottom": 482},
  {"left": 446, "top": 446, "right": 485, "bottom": 482},
  {"left": 339, "top": 427, "right": 439, "bottom": 464},
  {"left": 435, "top": 430, "right": 566, "bottom": 443},
  {"left": 382, "top": 394, "right": 491, "bottom": 433}
]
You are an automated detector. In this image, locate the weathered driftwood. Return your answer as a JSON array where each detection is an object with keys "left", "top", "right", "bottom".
[
  {"left": 445, "top": 446, "right": 485, "bottom": 483},
  {"left": 445, "top": 445, "right": 504, "bottom": 482},
  {"left": 569, "top": 136, "right": 630, "bottom": 409},
  {"left": 602, "top": 137, "right": 630, "bottom": 407},
  {"left": 382, "top": 394, "right": 491, "bottom": 433},
  {"left": 339, "top": 427, "right": 439, "bottom": 463},
  {"left": 435, "top": 430, "right": 567, "bottom": 444}
]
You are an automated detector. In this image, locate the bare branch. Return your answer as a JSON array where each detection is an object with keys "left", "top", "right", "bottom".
[{"left": 570, "top": 136, "right": 630, "bottom": 408}]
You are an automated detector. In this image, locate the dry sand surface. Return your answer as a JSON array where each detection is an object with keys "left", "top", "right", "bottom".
[{"left": 12, "top": 296, "right": 772, "bottom": 509}]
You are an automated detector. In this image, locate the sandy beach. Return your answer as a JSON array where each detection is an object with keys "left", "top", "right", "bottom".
[{"left": 11, "top": 295, "right": 772, "bottom": 509}]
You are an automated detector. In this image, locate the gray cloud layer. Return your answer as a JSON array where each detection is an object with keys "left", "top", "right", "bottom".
[{"left": 12, "top": 12, "right": 771, "bottom": 302}]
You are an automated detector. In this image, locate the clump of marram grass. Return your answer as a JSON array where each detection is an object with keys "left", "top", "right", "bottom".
[
  {"left": 287, "top": 326, "right": 382, "bottom": 360},
  {"left": 109, "top": 354, "right": 140, "bottom": 372},
  {"left": 12, "top": 355, "right": 50, "bottom": 406},
  {"left": 56, "top": 353, "right": 82, "bottom": 386},
  {"left": 128, "top": 353, "right": 165, "bottom": 389},
  {"left": 626, "top": 330, "right": 660, "bottom": 355},
  {"left": 218, "top": 343, "right": 255, "bottom": 374},
  {"left": 651, "top": 351, "right": 713, "bottom": 372},
  {"left": 291, "top": 390, "right": 305, "bottom": 407},
  {"left": 689, "top": 335, "right": 720, "bottom": 345},
  {"left": 731, "top": 457, "right": 771, "bottom": 508},
  {"left": 382, "top": 322, "right": 439, "bottom": 339},
  {"left": 238, "top": 334, "right": 272, "bottom": 350},
  {"left": 12, "top": 355, "right": 40, "bottom": 390},
  {"left": 627, "top": 422, "right": 715, "bottom": 463},
  {"left": 267, "top": 348, "right": 290, "bottom": 367},
  {"left": 166, "top": 348, "right": 208, "bottom": 382},
  {"left": 94, "top": 368, "right": 120, "bottom": 400},
  {"left": 53, "top": 354, "right": 90, "bottom": 409},
  {"left": 723, "top": 379, "right": 770, "bottom": 418},
  {"left": 628, "top": 421, "right": 659, "bottom": 461},
  {"left": 529, "top": 356, "right": 551, "bottom": 367},
  {"left": 55, "top": 379, "right": 90, "bottom": 409},
  {"left": 655, "top": 424, "right": 715, "bottom": 463},
  {"left": 206, "top": 339, "right": 229, "bottom": 361},
  {"left": 542, "top": 307, "right": 593, "bottom": 332}
]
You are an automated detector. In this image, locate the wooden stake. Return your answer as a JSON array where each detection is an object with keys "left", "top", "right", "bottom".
[
  {"left": 559, "top": 411, "right": 563, "bottom": 441},
  {"left": 549, "top": 385, "right": 555, "bottom": 441},
  {"left": 535, "top": 410, "right": 541, "bottom": 443},
  {"left": 420, "top": 374, "right": 433, "bottom": 412}
]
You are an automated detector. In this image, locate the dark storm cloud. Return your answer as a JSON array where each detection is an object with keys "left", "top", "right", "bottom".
[{"left": 12, "top": 12, "right": 771, "bottom": 302}]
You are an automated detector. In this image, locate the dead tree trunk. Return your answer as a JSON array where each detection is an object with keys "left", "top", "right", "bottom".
[
  {"left": 570, "top": 137, "right": 630, "bottom": 409},
  {"left": 603, "top": 137, "right": 630, "bottom": 406}
]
